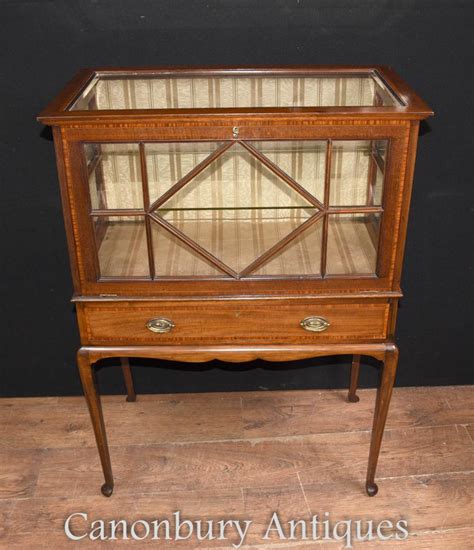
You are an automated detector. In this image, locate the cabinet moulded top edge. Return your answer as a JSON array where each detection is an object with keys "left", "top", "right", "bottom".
[{"left": 37, "top": 65, "right": 433, "bottom": 125}]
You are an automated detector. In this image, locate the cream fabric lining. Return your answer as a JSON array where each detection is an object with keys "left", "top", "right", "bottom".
[
  {"left": 89, "top": 141, "right": 383, "bottom": 211},
  {"left": 97, "top": 217, "right": 377, "bottom": 278},
  {"left": 73, "top": 75, "right": 394, "bottom": 110}
]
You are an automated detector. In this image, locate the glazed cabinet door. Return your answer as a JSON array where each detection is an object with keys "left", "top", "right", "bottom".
[
  {"left": 62, "top": 122, "right": 409, "bottom": 296},
  {"left": 86, "top": 139, "right": 387, "bottom": 280}
]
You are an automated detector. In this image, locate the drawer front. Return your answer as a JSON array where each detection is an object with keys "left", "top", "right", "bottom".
[{"left": 79, "top": 300, "right": 389, "bottom": 345}]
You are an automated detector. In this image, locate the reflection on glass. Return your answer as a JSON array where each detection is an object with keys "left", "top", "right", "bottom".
[
  {"left": 372, "top": 161, "right": 384, "bottom": 206},
  {"left": 150, "top": 220, "right": 223, "bottom": 277},
  {"left": 251, "top": 141, "right": 326, "bottom": 202},
  {"left": 326, "top": 213, "right": 381, "bottom": 275},
  {"left": 159, "top": 208, "right": 315, "bottom": 273},
  {"left": 85, "top": 144, "right": 143, "bottom": 210},
  {"left": 161, "top": 143, "right": 312, "bottom": 211},
  {"left": 329, "top": 140, "right": 387, "bottom": 207},
  {"left": 93, "top": 216, "right": 149, "bottom": 277},
  {"left": 145, "top": 142, "right": 223, "bottom": 203},
  {"left": 252, "top": 218, "right": 323, "bottom": 276},
  {"left": 70, "top": 72, "right": 401, "bottom": 110},
  {"left": 374, "top": 140, "right": 388, "bottom": 162}
]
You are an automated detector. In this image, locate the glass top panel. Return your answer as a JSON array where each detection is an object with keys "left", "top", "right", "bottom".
[{"left": 69, "top": 72, "right": 401, "bottom": 110}]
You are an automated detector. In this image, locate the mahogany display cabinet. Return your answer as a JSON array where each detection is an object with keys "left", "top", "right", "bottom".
[{"left": 38, "top": 66, "right": 433, "bottom": 497}]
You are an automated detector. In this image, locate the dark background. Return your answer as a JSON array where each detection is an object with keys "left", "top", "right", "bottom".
[{"left": 1, "top": 1, "right": 472, "bottom": 397}]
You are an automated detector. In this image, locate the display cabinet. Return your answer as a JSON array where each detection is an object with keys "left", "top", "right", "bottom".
[{"left": 38, "top": 66, "right": 432, "bottom": 497}]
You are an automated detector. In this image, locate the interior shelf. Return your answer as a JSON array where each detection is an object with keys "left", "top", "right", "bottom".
[{"left": 96, "top": 215, "right": 378, "bottom": 279}]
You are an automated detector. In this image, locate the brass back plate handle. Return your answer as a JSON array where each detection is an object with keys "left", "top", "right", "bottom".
[
  {"left": 146, "top": 318, "right": 175, "bottom": 334},
  {"left": 300, "top": 316, "right": 330, "bottom": 332}
]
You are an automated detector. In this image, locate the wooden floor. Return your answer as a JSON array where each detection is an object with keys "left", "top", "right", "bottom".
[{"left": 0, "top": 386, "right": 472, "bottom": 548}]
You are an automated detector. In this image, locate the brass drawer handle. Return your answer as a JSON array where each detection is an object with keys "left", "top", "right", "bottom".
[
  {"left": 300, "top": 316, "right": 330, "bottom": 332},
  {"left": 146, "top": 318, "right": 175, "bottom": 334}
]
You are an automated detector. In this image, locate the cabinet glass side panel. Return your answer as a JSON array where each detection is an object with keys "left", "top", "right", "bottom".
[{"left": 70, "top": 72, "right": 401, "bottom": 110}]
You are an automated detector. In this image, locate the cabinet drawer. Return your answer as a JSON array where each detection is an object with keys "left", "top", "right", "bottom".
[{"left": 78, "top": 300, "right": 389, "bottom": 346}]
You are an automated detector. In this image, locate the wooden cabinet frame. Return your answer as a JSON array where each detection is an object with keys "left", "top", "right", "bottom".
[
  {"left": 60, "top": 121, "right": 411, "bottom": 296},
  {"left": 39, "top": 66, "right": 433, "bottom": 498}
]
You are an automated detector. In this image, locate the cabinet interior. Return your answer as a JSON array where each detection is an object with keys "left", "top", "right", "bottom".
[{"left": 85, "top": 139, "right": 386, "bottom": 280}]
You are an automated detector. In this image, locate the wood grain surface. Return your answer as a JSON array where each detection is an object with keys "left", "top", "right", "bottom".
[
  {"left": 0, "top": 385, "right": 472, "bottom": 548},
  {"left": 80, "top": 300, "right": 389, "bottom": 345}
]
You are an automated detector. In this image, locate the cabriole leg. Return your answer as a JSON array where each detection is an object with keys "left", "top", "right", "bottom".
[
  {"left": 77, "top": 349, "right": 114, "bottom": 497},
  {"left": 348, "top": 354, "right": 361, "bottom": 402},
  {"left": 365, "top": 344, "right": 398, "bottom": 496},
  {"left": 120, "top": 357, "right": 136, "bottom": 402}
]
